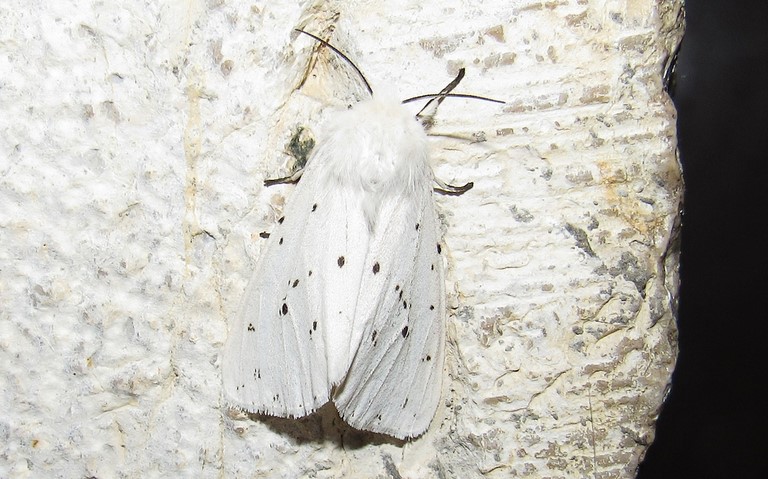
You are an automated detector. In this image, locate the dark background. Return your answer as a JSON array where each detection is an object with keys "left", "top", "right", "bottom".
[{"left": 637, "top": 1, "right": 767, "bottom": 478}]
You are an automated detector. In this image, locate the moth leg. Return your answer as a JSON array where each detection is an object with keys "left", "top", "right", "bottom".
[
  {"left": 264, "top": 168, "right": 305, "bottom": 186},
  {"left": 433, "top": 176, "right": 473, "bottom": 195}
]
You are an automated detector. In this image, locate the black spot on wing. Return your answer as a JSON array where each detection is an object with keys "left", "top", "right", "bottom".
[
  {"left": 312, "top": 203, "right": 318, "bottom": 212},
  {"left": 247, "top": 323, "right": 255, "bottom": 332},
  {"left": 415, "top": 223, "right": 420, "bottom": 230},
  {"left": 281, "top": 303, "right": 288, "bottom": 315},
  {"left": 337, "top": 256, "right": 345, "bottom": 267},
  {"left": 278, "top": 216, "right": 285, "bottom": 224},
  {"left": 279, "top": 237, "right": 284, "bottom": 245},
  {"left": 372, "top": 262, "right": 380, "bottom": 274},
  {"left": 437, "top": 243, "right": 442, "bottom": 254},
  {"left": 259, "top": 232, "right": 270, "bottom": 238},
  {"left": 429, "top": 305, "right": 435, "bottom": 310},
  {"left": 401, "top": 326, "right": 409, "bottom": 338},
  {"left": 292, "top": 279, "right": 299, "bottom": 288}
]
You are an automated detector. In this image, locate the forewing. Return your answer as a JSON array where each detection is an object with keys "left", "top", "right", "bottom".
[
  {"left": 333, "top": 187, "right": 446, "bottom": 439},
  {"left": 222, "top": 158, "right": 370, "bottom": 418}
]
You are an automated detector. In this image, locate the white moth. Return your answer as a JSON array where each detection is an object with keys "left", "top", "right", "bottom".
[{"left": 223, "top": 30, "right": 499, "bottom": 439}]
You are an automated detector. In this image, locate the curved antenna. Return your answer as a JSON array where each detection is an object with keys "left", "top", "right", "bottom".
[
  {"left": 403, "top": 93, "right": 505, "bottom": 105},
  {"left": 295, "top": 29, "right": 374, "bottom": 96},
  {"left": 405, "top": 68, "right": 504, "bottom": 122},
  {"left": 414, "top": 68, "right": 466, "bottom": 117}
]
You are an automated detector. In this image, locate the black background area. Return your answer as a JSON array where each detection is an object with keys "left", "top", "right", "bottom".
[{"left": 637, "top": 1, "right": 767, "bottom": 478}]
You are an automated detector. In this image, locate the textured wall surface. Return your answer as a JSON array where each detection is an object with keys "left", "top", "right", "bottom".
[{"left": 0, "top": 0, "right": 683, "bottom": 477}]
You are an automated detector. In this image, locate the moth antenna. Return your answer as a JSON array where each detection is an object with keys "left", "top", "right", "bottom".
[
  {"left": 295, "top": 29, "right": 374, "bottom": 96},
  {"left": 403, "top": 93, "right": 505, "bottom": 106},
  {"left": 407, "top": 70, "right": 501, "bottom": 196},
  {"left": 414, "top": 68, "right": 466, "bottom": 117}
]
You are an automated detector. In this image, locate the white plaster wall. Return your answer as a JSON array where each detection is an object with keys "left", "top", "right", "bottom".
[{"left": 0, "top": 0, "right": 683, "bottom": 477}]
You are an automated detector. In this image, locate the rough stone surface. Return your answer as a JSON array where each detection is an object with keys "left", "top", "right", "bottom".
[{"left": 0, "top": 0, "right": 683, "bottom": 477}]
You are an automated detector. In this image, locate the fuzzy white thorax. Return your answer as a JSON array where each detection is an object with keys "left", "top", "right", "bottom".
[{"left": 313, "top": 93, "right": 433, "bottom": 231}]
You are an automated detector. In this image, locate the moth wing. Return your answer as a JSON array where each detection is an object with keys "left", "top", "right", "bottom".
[
  {"left": 222, "top": 158, "right": 369, "bottom": 418},
  {"left": 333, "top": 187, "right": 446, "bottom": 439}
]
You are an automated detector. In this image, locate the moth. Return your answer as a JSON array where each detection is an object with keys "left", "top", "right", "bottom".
[{"left": 223, "top": 30, "right": 501, "bottom": 439}]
